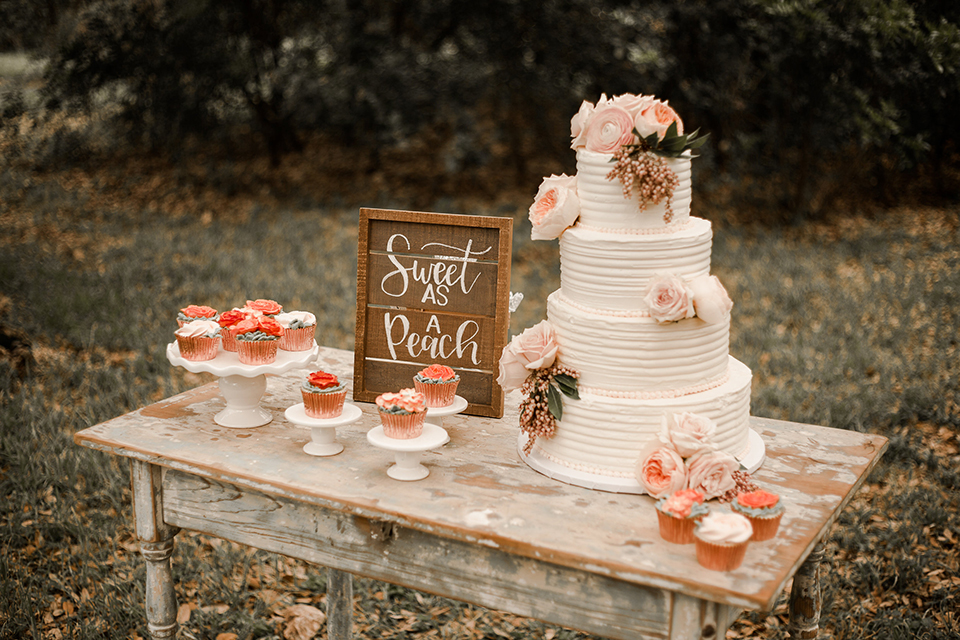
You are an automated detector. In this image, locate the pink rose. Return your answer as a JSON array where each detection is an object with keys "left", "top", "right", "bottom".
[
  {"left": 660, "top": 412, "right": 718, "bottom": 458},
  {"left": 529, "top": 174, "right": 580, "bottom": 240},
  {"left": 584, "top": 104, "right": 636, "bottom": 154},
  {"left": 689, "top": 275, "right": 733, "bottom": 324},
  {"left": 570, "top": 100, "right": 596, "bottom": 149},
  {"left": 644, "top": 274, "right": 695, "bottom": 322},
  {"left": 686, "top": 450, "right": 739, "bottom": 500},
  {"left": 496, "top": 320, "right": 559, "bottom": 392},
  {"left": 611, "top": 93, "right": 654, "bottom": 117},
  {"left": 635, "top": 100, "right": 683, "bottom": 142},
  {"left": 635, "top": 442, "right": 687, "bottom": 498}
]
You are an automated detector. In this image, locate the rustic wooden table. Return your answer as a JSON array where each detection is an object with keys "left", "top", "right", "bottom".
[{"left": 74, "top": 346, "right": 887, "bottom": 640}]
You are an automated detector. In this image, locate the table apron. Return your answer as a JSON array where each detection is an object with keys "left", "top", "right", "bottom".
[{"left": 161, "top": 468, "right": 739, "bottom": 640}]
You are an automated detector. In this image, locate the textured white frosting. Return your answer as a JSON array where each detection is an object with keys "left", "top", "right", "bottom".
[
  {"left": 576, "top": 149, "right": 692, "bottom": 229},
  {"left": 275, "top": 311, "right": 317, "bottom": 327},
  {"left": 559, "top": 217, "right": 712, "bottom": 313},
  {"left": 695, "top": 512, "right": 753, "bottom": 544},
  {"left": 547, "top": 290, "right": 730, "bottom": 392},
  {"left": 175, "top": 320, "right": 219, "bottom": 338},
  {"left": 535, "top": 358, "right": 752, "bottom": 477}
]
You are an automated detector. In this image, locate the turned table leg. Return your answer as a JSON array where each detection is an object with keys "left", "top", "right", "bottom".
[
  {"left": 131, "top": 460, "right": 181, "bottom": 640},
  {"left": 327, "top": 568, "right": 353, "bottom": 640},
  {"left": 788, "top": 541, "right": 826, "bottom": 639}
]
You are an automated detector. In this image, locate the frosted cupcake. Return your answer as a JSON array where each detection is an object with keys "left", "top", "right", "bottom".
[
  {"left": 301, "top": 371, "right": 348, "bottom": 419},
  {"left": 276, "top": 311, "right": 317, "bottom": 351},
  {"left": 174, "top": 320, "right": 221, "bottom": 361},
  {"left": 177, "top": 304, "right": 218, "bottom": 328},
  {"left": 375, "top": 388, "right": 427, "bottom": 439},
  {"left": 730, "top": 489, "right": 785, "bottom": 541},
  {"left": 233, "top": 316, "right": 284, "bottom": 365},
  {"left": 243, "top": 298, "right": 283, "bottom": 317},
  {"left": 694, "top": 512, "right": 753, "bottom": 571},
  {"left": 413, "top": 364, "right": 460, "bottom": 407},
  {"left": 216, "top": 308, "right": 250, "bottom": 352},
  {"left": 655, "top": 489, "right": 708, "bottom": 545}
]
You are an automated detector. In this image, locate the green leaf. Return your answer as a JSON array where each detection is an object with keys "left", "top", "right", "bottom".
[
  {"left": 547, "top": 384, "right": 563, "bottom": 421},
  {"left": 555, "top": 374, "right": 579, "bottom": 399},
  {"left": 665, "top": 120, "right": 679, "bottom": 139},
  {"left": 687, "top": 135, "right": 710, "bottom": 149}
]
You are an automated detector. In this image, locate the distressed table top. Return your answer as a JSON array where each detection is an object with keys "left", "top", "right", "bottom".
[{"left": 75, "top": 346, "right": 887, "bottom": 611}]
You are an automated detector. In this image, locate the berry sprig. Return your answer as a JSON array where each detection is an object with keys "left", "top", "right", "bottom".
[
  {"left": 519, "top": 364, "right": 580, "bottom": 455},
  {"left": 717, "top": 469, "right": 760, "bottom": 504}
]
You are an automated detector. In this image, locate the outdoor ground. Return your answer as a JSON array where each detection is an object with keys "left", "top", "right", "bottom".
[{"left": 1, "top": 61, "right": 959, "bottom": 639}]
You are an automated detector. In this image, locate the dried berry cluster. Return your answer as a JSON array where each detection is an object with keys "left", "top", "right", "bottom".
[
  {"left": 606, "top": 145, "right": 680, "bottom": 223},
  {"left": 519, "top": 364, "right": 580, "bottom": 455},
  {"left": 718, "top": 469, "right": 760, "bottom": 503}
]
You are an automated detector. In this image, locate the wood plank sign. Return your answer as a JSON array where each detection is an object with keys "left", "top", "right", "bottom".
[{"left": 354, "top": 208, "right": 513, "bottom": 417}]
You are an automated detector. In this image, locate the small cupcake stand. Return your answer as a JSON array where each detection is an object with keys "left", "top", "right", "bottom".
[
  {"left": 166, "top": 341, "right": 319, "bottom": 428},
  {"left": 284, "top": 402, "right": 363, "bottom": 456}
]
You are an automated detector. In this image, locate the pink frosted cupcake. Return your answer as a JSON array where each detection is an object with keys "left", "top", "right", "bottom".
[
  {"left": 276, "top": 311, "right": 317, "bottom": 351},
  {"left": 301, "top": 371, "right": 348, "bottom": 419},
  {"left": 376, "top": 389, "right": 427, "bottom": 439},
  {"left": 175, "top": 320, "right": 221, "bottom": 361},
  {"left": 694, "top": 512, "right": 753, "bottom": 571},
  {"left": 234, "top": 316, "right": 283, "bottom": 365},
  {"left": 177, "top": 304, "right": 218, "bottom": 328},
  {"left": 216, "top": 308, "right": 250, "bottom": 352},
  {"left": 655, "top": 489, "right": 708, "bottom": 545},
  {"left": 413, "top": 364, "right": 460, "bottom": 407},
  {"left": 243, "top": 298, "right": 283, "bottom": 317},
  {"left": 730, "top": 489, "right": 785, "bottom": 542}
]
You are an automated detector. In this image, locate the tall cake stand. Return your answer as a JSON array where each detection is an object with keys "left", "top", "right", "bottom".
[
  {"left": 284, "top": 402, "right": 363, "bottom": 456},
  {"left": 367, "top": 424, "right": 450, "bottom": 481},
  {"left": 166, "top": 342, "right": 319, "bottom": 428}
]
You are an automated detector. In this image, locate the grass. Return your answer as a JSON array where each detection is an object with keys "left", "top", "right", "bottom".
[{"left": 1, "top": 115, "right": 959, "bottom": 639}]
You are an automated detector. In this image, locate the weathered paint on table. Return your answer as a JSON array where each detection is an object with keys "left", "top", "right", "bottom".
[{"left": 75, "top": 346, "right": 887, "bottom": 640}]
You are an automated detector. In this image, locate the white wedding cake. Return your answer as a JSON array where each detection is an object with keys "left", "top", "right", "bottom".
[{"left": 499, "top": 94, "right": 757, "bottom": 494}]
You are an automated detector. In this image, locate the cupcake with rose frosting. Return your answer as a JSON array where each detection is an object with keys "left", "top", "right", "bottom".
[
  {"left": 216, "top": 308, "right": 251, "bottom": 352},
  {"left": 174, "top": 320, "right": 221, "bottom": 361},
  {"left": 276, "top": 311, "right": 317, "bottom": 352},
  {"left": 242, "top": 298, "right": 283, "bottom": 317},
  {"left": 233, "top": 316, "right": 284, "bottom": 365},
  {"left": 655, "top": 488, "right": 708, "bottom": 545},
  {"left": 694, "top": 512, "right": 753, "bottom": 571},
  {"left": 177, "top": 304, "right": 218, "bottom": 328},
  {"left": 301, "top": 371, "right": 347, "bottom": 419},
  {"left": 730, "top": 489, "right": 785, "bottom": 541},
  {"left": 375, "top": 388, "right": 427, "bottom": 439},
  {"left": 413, "top": 364, "right": 460, "bottom": 407}
]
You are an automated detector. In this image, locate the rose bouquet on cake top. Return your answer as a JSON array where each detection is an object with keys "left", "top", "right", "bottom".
[
  {"left": 275, "top": 311, "right": 317, "bottom": 351},
  {"left": 233, "top": 316, "right": 284, "bottom": 365},
  {"left": 178, "top": 304, "right": 218, "bottom": 327},
  {"left": 413, "top": 364, "right": 460, "bottom": 408},
  {"left": 376, "top": 388, "right": 427, "bottom": 439},
  {"left": 496, "top": 320, "right": 580, "bottom": 454},
  {"left": 301, "top": 371, "right": 347, "bottom": 419}
]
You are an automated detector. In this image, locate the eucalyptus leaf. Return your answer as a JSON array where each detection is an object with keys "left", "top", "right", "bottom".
[{"left": 547, "top": 384, "right": 563, "bottom": 421}]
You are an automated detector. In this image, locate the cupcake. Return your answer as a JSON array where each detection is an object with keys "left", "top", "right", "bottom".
[
  {"left": 301, "top": 371, "right": 348, "bottom": 419},
  {"left": 655, "top": 489, "right": 708, "bottom": 544},
  {"left": 694, "top": 512, "right": 753, "bottom": 571},
  {"left": 276, "top": 311, "right": 317, "bottom": 351},
  {"left": 413, "top": 364, "right": 460, "bottom": 407},
  {"left": 174, "top": 320, "right": 221, "bottom": 361},
  {"left": 243, "top": 299, "right": 283, "bottom": 317},
  {"left": 217, "top": 308, "right": 250, "bottom": 352},
  {"left": 375, "top": 388, "right": 427, "bottom": 439},
  {"left": 730, "top": 489, "right": 785, "bottom": 541},
  {"left": 177, "top": 304, "right": 218, "bottom": 328},
  {"left": 233, "top": 316, "right": 284, "bottom": 365}
]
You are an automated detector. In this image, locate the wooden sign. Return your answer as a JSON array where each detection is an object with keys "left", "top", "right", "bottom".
[{"left": 354, "top": 208, "right": 513, "bottom": 418}]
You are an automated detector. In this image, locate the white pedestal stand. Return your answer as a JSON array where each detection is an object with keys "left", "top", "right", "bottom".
[
  {"left": 424, "top": 395, "right": 468, "bottom": 429},
  {"left": 284, "top": 402, "right": 363, "bottom": 456},
  {"left": 166, "top": 342, "right": 319, "bottom": 428},
  {"left": 367, "top": 424, "right": 450, "bottom": 481}
]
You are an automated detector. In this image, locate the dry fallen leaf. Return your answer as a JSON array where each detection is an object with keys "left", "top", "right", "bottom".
[
  {"left": 281, "top": 604, "right": 326, "bottom": 640},
  {"left": 215, "top": 634, "right": 238, "bottom": 640}
]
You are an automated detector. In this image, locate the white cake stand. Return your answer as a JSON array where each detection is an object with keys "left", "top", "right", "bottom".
[
  {"left": 367, "top": 423, "right": 449, "bottom": 481},
  {"left": 284, "top": 402, "right": 363, "bottom": 456},
  {"left": 425, "top": 395, "right": 468, "bottom": 428},
  {"left": 166, "top": 342, "right": 319, "bottom": 428},
  {"left": 518, "top": 428, "right": 766, "bottom": 494}
]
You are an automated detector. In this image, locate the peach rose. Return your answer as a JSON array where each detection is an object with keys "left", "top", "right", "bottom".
[
  {"left": 217, "top": 308, "right": 248, "bottom": 328},
  {"left": 660, "top": 412, "right": 718, "bottom": 458},
  {"left": 376, "top": 388, "right": 425, "bottom": 413},
  {"left": 181, "top": 304, "right": 218, "bottom": 319},
  {"left": 584, "top": 104, "right": 636, "bottom": 154},
  {"left": 636, "top": 443, "right": 687, "bottom": 499},
  {"left": 420, "top": 364, "right": 456, "bottom": 381},
  {"left": 644, "top": 274, "right": 695, "bottom": 322},
  {"left": 686, "top": 450, "right": 740, "bottom": 500},
  {"left": 737, "top": 489, "right": 780, "bottom": 510},
  {"left": 635, "top": 100, "right": 683, "bottom": 142},
  {"left": 689, "top": 275, "right": 733, "bottom": 324},
  {"left": 569, "top": 99, "right": 597, "bottom": 149},
  {"left": 496, "top": 320, "right": 559, "bottom": 392},
  {"left": 257, "top": 316, "right": 284, "bottom": 337},
  {"left": 245, "top": 299, "right": 283, "bottom": 315},
  {"left": 529, "top": 174, "right": 580, "bottom": 240},
  {"left": 307, "top": 371, "right": 339, "bottom": 390},
  {"left": 611, "top": 92, "right": 654, "bottom": 116}
]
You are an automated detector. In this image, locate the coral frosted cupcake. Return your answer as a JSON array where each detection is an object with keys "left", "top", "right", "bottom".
[
  {"left": 413, "top": 364, "right": 460, "bottom": 407},
  {"left": 730, "top": 489, "right": 785, "bottom": 541},
  {"left": 376, "top": 389, "right": 427, "bottom": 439},
  {"left": 276, "top": 311, "right": 317, "bottom": 351},
  {"left": 655, "top": 489, "right": 708, "bottom": 544},
  {"left": 217, "top": 308, "right": 250, "bottom": 352},
  {"left": 174, "top": 320, "right": 221, "bottom": 361},
  {"left": 243, "top": 299, "right": 283, "bottom": 317},
  {"left": 177, "top": 304, "right": 218, "bottom": 328},
  {"left": 234, "top": 316, "right": 284, "bottom": 365},
  {"left": 694, "top": 512, "right": 753, "bottom": 571},
  {"left": 301, "top": 371, "right": 348, "bottom": 419}
]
